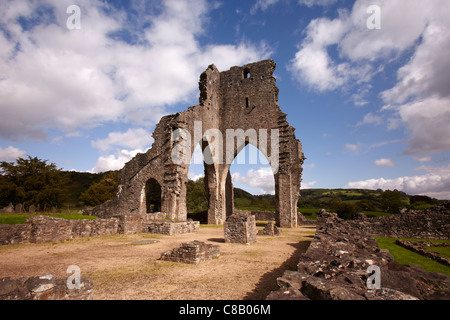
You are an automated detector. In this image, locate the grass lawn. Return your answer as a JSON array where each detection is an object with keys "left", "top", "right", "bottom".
[
  {"left": 0, "top": 213, "right": 98, "bottom": 225},
  {"left": 425, "top": 246, "right": 450, "bottom": 259},
  {"left": 375, "top": 237, "right": 450, "bottom": 276}
]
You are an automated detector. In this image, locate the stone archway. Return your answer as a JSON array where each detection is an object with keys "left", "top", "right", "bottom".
[
  {"left": 89, "top": 59, "right": 305, "bottom": 228},
  {"left": 145, "top": 178, "right": 162, "bottom": 213}
]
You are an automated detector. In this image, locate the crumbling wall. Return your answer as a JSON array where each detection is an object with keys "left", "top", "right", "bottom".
[
  {"left": 0, "top": 215, "right": 119, "bottom": 245},
  {"left": 257, "top": 221, "right": 282, "bottom": 236},
  {"left": 88, "top": 59, "right": 305, "bottom": 228},
  {"left": 146, "top": 220, "right": 199, "bottom": 235},
  {"left": 348, "top": 203, "right": 450, "bottom": 240}
]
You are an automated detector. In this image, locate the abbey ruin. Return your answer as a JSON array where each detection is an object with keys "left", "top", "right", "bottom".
[{"left": 88, "top": 59, "right": 305, "bottom": 228}]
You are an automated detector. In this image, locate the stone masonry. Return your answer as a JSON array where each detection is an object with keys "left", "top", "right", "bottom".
[
  {"left": 267, "top": 209, "right": 450, "bottom": 300},
  {"left": 224, "top": 212, "right": 256, "bottom": 244},
  {"left": 0, "top": 275, "right": 93, "bottom": 300},
  {"left": 160, "top": 240, "right": 220, "bottom": 264},
  {"left": 257, "top": 221, "right": 282, "bottom": 236},
  {"left": 87, "top": 60, "right": 305, "bottom": 228}
]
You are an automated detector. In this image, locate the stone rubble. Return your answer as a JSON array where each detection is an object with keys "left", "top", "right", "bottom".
[
  {"left": 0, "top": 275, "right": 93, "bottom": 300},
  {"left": 268, "top": 209, "right": 450, "bottom": 300}
]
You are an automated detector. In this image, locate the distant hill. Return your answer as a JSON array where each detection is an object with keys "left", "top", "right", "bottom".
[
  {"left": 59, "top": 172, "right": 444, "bottom": 213},
  {"left": 61, "top": 171, "right": 117, "bottom": 208}
]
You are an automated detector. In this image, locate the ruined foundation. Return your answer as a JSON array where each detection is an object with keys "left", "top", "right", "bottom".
[
  {"left": 146, "top": 220, "right": 199, "bottom": 235},
  {"left": 160, "top": 241, "right": 220, "bottom": 264},
  {"left": 257, "top": 221, "right": 282, "bottom": 236}
]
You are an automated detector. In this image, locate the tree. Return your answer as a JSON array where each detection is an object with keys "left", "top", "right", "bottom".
[
  {"left": 381, "top": 190, "right": 403, "bottom": 214},
  {"left": 79, "top": 171, "right": 120, "bottom": 206},
  {"left": 330, "top": 199, "right": 360, "bottom": 220},
  {"left": 0, "top": 156, "right": 67, "bottom": 209},
  {"left": 186, "top": 177, "right": 208, "bottom": 213}
]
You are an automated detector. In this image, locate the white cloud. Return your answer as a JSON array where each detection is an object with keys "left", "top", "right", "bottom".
[
  {"left": 91, "top": 128, "right": 153, "bottom": 152},
  {"left": 356, "top": 113, "right": 382, "bottom": 127},
  {"left": 0, "top": 0, "right": 271, "bottom": 141},
  {"left": 232, "top": 166, "right": 275, "bottom": 195},
  {"left": 0, "top": 146, "right": 27, "bottom": 161},
  {"left": 345, "top": 143, "right": 361, "bottom": 153},
  {"left": 288, "top": 0, "right": 450, "bottom": 157},
  {"left": 92, "top": 149, "right": 142, "bottom": 173},
  {"left": 374, "top": 158, "right": 396, "bottom": 167},
  {"left": 414, "top": 156, "right": 433, "bottom": 163},
  {"left": 301, "top": 181, "right": 317, "bottom": 189},
  {"left": 346, "top": 164, "right": 450, "bottom": 200},
  {"left": 251, "top": 0, "right": 281, "bottom": 14},
  {"left": 188, "top": 171, "right": 204, "bottom": 181}
]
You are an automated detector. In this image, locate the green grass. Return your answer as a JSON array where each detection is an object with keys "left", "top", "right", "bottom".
[
  {"left": 426, "top": 246, "right": 450, "bottom": 259},
  {"left": 375, "top": 237, "right": 450, "bottom": 276},
  {"left": 0, "top": 213, "right": 98, "bottom": 225}
]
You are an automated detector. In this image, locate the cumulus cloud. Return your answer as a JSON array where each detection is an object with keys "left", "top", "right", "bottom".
[
  {"left": 346, "top": 164, "right": 450, "bottom": 200},
  {"left": 91, "top": 149, "right": 142, "bottom": 173},
  {"left": 0, "top": 146, "right": 27, "bottom": 161},
  {"left": 91, "top": 128, "right": 153, "bottom": 152},
  {"left": 0, "top": 0, "right": 271, "bottom": 141},
  {"left": 289, "top": 0, "right": 450, "bottom": 158},
  {"left": 232, "top": 166, "right": 275, "bottom": 195},
  {"left": 374, "top": 158, "right": 396, "bottom": 167}
]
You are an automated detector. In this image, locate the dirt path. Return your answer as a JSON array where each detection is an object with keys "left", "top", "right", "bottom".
[{"left": 0, "top": 224, "right": 315, "bottom": 300}]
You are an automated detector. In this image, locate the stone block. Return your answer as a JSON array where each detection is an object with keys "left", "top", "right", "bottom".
[
  {"left": 224, "top": 213, "right": 256, "bottom": 244},
  {"left": 160, "top": 240, "right": 220, "bottom": 264}
]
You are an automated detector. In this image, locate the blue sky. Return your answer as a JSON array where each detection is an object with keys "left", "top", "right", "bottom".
[{"left": 0, "top": 0, "right": 449, "bottom": 199}]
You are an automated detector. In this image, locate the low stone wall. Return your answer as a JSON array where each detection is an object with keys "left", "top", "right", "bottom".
[
  {"left": 28, "top": 216, "right": 119, "bottom": 244},
  {"left": 267, "top": 210, "right": 450, "bottom": 300},
  {"left": 160, "top": 240, "right": 220, "bottom": 264},
  {"left": 0, "top": 275, "right": 93, "bottom": 300},
  {"left": 0, "top": 215, "right": 119, "bottom": 245},
  {"left": 0, "top": 223, "right": 31, "bottom": 245},
  {"left": 396, "top": 240, "right": 450, "bottom": 267},
  {"left": 1, "top": 213, "right": 201, "bottom": 245},
  {"left": 348, "top": 203, "right": 450, "bottom": 240},
  {"left": 224, "top": 213, "right": 256, "bottom": 244},
  {"left": 146, "top": 220, "right": 199, "bottom": 235}
]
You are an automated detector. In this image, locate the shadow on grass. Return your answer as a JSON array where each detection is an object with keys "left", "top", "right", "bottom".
[{"left": 243, "top": 240, "right": 312, "bottom": 300}]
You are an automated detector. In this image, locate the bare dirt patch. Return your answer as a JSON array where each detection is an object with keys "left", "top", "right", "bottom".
[{"left": 0, "top": 224, "right": 315, "bottom": 300}]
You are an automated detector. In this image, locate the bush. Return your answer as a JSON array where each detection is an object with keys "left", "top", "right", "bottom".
[{"left": 330, "top": 200, "right": 360, "bottom": 220}]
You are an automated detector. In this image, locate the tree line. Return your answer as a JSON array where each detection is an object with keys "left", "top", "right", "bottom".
[{"left": 0, "top": 156, "right": 443, "bottom": 217}]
